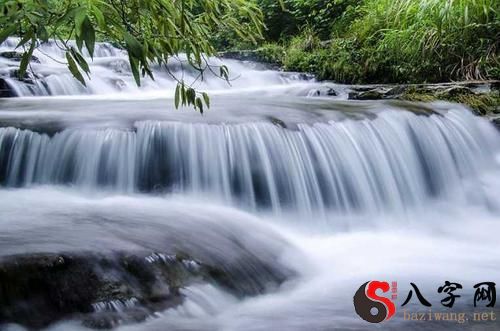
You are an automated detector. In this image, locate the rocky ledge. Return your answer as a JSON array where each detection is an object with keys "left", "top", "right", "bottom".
[
  {"left": 345, "top": 81, "right": 500, "bottom": 116},
  {"left": 0, "top": 250, "right": 291, "bottom": 329}
]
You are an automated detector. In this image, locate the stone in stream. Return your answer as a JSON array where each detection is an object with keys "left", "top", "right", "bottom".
[
  {"left": 348, "top": 87, "right": 389, "bottom": 100},
  {"left": 0, "top": 78, "right": 16, "bottom": 98},
  {"left": 0, "top": 252, "right": 190, "bottom": 328},
  {"left": 0, "top": 249, "right": 292, "bottom": 329},
  {"left": 0, "top": 51, "right": 40, "bottom": 64}
]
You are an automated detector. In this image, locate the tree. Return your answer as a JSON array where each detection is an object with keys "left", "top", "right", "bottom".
[{"left": 0, "top": 0, "right": 264, "bottom": 112}]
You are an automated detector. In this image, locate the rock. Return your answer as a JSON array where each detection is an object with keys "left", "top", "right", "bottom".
[
  {"left": 308, "top": 87, "right": 338, "bottom": 97},
  {"left": 108, "top": 59, "right": 130, "bottom": 74},
  {"left": 267, "top": 116, "right": 287, "bottom": 128},
  {"left": 0, "top": 78, "right": 17, "bottom": 97},
  {"left": 0, "top": 51, "right": 40, "bottom": 63},
  {"left": 0, "top": 246, "right": 293, "bottom": 329},
  {"left": 108, "top": 78, "right": 126, "bottom": 90},
  {"left": 0, "top": 251, "right": 204, "bottom": 329},
  {"left": 348, "top": 88, "right": 387, "bottom": 100},
  {"left": 298, "top": 73, "right": 314, "bottom": 81},
  {"left": 385, "top": 85, "right": 408, "bottom": 98},
  {"left": 490, "top": 116, "right": 500, "bottom": 130},
  {"left": 327, "top": 88, "right": 337, "bottom": 96},
  {"left": 436, "top": 86, "right": 475, "bottom": 98},
  {"left": 9, "top": 69, "right": 38, "bottom": 84}
]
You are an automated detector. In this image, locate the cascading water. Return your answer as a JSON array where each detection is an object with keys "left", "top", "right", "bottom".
[
  {"left": 1, "top": 38, "right": 500, "bottom": 331},
  {"left": 0, "top": 109, "right": 498, "bottom": 216},
  {"left": 0, "top": 37, "right": 309, "bottom": 97}
]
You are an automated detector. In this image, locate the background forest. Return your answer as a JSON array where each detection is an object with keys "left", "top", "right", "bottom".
[{"left": 215, "top": 0, "right": 499, "bottom": 84}]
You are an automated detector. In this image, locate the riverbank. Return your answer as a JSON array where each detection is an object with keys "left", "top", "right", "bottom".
[
  {"left": 220, "top": 50, "right": 500, "bottom": 118},
  {"left": 343, "top": 81, "right": 500, "bottom": 116}
]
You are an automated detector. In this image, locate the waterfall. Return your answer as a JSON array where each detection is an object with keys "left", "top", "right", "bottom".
[
  {"left": 1, "top": 108, "right": 497, "bottom": 215},
  {"left": 0, "top": 37, "right": 307, "bottom": 97}
]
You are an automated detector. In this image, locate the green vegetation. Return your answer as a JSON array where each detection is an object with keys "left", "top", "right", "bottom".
[
  {"left": 0, "top": 0, "right": 264, "bottom": 112},
  {"left": 247, "top": 0, "right": 499, "bottom": 84},
  {"left": 401, "top": 87, "right": 500, "bottom": 115}
]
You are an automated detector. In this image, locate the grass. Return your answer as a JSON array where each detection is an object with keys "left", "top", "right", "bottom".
[{"left": 258, "top": 0, "right": 500, "bottom": 84}]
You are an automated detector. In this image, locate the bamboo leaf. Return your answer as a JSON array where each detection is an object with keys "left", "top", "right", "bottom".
[
  {"left": 81, "top": 16, "right": 96, "bottom": 58},
  {"left": 202, "top": 92, "right": 210, "bottom": 108},
  {"left": 174, "top": 83, "right": 181, "bottom": 109},
  {"left": 195, "top": 97, "right": 204, "bottom": 114},
  {"left": 0, "top": 25, "right": 16, "bottom": 46},
  {"left": 124, "top": 32, "right": 143, "bottom": 59},
  {"left": 129, "top": 56, "right": 141, "bottom": 86},
  {"left": 18, "top": 37, "right": 36, "bottom": 79},
  {"left": 65, "top": 52, "right": 86, "bottom": 86}
]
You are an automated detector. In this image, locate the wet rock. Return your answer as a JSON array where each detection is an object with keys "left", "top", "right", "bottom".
[
  {"left": 309, "top": 87, "right": 337, "bottom": 97},
  {"left": 298, "top": 73, "right": 315, "bottom": 81},
  {"left": 9, "top": 69, "right": 38, "bottom": 84},
  {"left": 108, "top": 78, "right": 126, "bottom": 90},
  {"left": 266, "top": 116, "right": 287, "bottom": 128},
  {"left": 0, "top": 51, "right": 40, "bottom": 63},
  {"left": 491, "top": 116, "right": 500, "bottom": 130},
  {"left": 0, "top": 78, "right": 16, "bottom": 97},
  {"left": 326, "top": 88, "right": 337, "bottom": 96},
  {"left": 108, "top": 59, "right": 130, "bottom": 74},
  {"left": 0, "top": 246, "right": 293, "bottom": 329},
  {"left": 348, "top": 88, "right": 387, "bottom": 100},
  {"left": 0, "top": 252, "right": 203, "bottom": 329},
  {"left": 385, "top": 85, "right": 407, "bottom": 98}
]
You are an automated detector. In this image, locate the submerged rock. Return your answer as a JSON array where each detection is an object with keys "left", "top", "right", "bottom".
[
  {"left": 0, "top": 51, "right": 40, "bottom": 63},
  {"left": 267, "top": 116, "right": 287, "bottom": 128}
]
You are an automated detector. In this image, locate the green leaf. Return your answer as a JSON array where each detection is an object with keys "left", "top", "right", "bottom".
[
  {"left": 18, "top": 37, "right": 36, "bottom": 79},
  {"left": 74, "top": 7, "right": 87, "bottom": 36},
  {"left": 65, "top": 52, "right": 86, "bottom": 86},
  {"left": 37, "top": 26, "right": 49, "bottom": 42},
  {"left": 202, "top": 92, "right": 210, "bottom": 108},
  {"left": 124, "top": 32, "right": 143, "bottom": 59},
  {"left": 195, "top": 97, "right": 204, "bottom": 114},
  {"left": 181, "top": 85, "right": 187, "bottom": 106},
  {"left": 81, "top": 17, "right": 96, "bottom": 58},
  {"left": 129, "top": 56, "right": 141, "bottom": 86},
  {"left": 186, "top": 88, "right": 196, "bottom": 104},
  {"left": 0, "top": 25, "right": 17, "bottom": 46},
  {"left": 92, "top": 6, "right": 106, "bottom": 29},
  {"left": 16, "top": 30, "right": 34, "bottom": 49},
  {"left": 70, "top": 47, "right": 90, "bottom": 75},
  {"left": 174, "top": 83, "right": 181, "bottom": 109}
]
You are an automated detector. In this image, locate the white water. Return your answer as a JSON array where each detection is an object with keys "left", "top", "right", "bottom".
[{"left": 1, "top": 39, "right": 500, "bottom": 330}]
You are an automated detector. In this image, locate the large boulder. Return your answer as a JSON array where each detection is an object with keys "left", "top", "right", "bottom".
[{"left": 0, "top": 251, "right": 203, "bottom": 329}]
